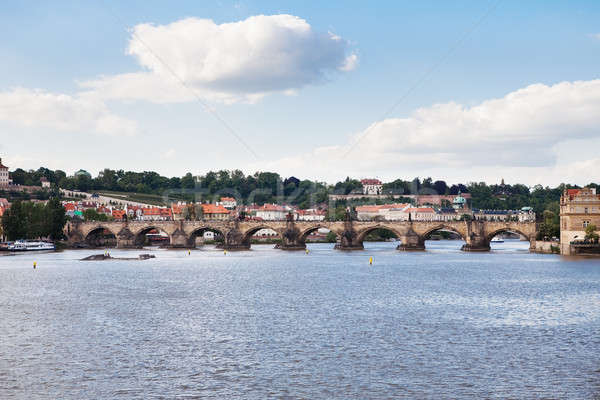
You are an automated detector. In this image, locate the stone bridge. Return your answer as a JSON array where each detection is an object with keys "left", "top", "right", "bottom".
[{"left": 65, "top": 219, "right": 538, "bottom": 252}]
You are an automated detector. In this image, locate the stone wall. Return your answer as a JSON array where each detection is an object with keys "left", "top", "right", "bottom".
[{"left": 532, "top": 241, "right": 560, "bottom": 254}]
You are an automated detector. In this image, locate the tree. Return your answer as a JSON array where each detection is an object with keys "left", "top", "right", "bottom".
[
  {"left": 1, "top": 201, "right": 27, "bottom": 240},
  {"left": 83, "top": 209, "right": 108, "bottom": 222},
  {"left": 326, "top": 231, "right": 337, "bottom": 243},
  {"left": 46, "top": 197, "right": 67, "bottom": 240},
  {"left": 585, "top": 224, "right": 598, "bottom": 243}
]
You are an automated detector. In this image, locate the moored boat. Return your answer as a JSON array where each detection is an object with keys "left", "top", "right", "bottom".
[{"left": 7, "top": 240, "right": 55, "bottom": 252}]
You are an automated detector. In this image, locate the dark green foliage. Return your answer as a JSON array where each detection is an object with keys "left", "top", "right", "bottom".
[
  {"left": 83, "top": 209, "right": 109, "bottom": 222},
  {"left": 1, "top": 198, "right": 66, "bottom": 241}
]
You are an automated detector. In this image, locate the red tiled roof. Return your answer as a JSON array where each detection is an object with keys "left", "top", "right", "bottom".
[
  {"left": 201, "top": 204, "right": 230, "bottom": 214},
  {"left": 361, "top": 179, "right": 382, "bottom": 185},
  {"left": 220, "top": 197, "right": 235, "bottom": 202},
  {"left": 63, "top": 203, "right": 77, "bottom": 211},
  {"left": 112, "top": 210, "right": 126, "bottom": 219},
  {"left": 259, "top": 204, "right": 287, "bottom": 212}
]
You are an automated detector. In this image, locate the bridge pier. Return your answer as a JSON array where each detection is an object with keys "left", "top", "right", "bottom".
[
  {"left": 334, "top": 219, "right": 364, "bottom": 250},
  {"left": 116, "top": 226, "right": 136, "bottom": 248},
  {"left": 169, "top": 225, "right": 189, "bottom": 248},
  {"left": 217, "top": 226, "right": 251, "bottom": 251},
  {"left": 397, "top": 228, "right": 425, "bottom": 251},
  {"left": 274, "top": 220, "right": 306, "bottom": 250},
  {"left": 461, "top": 222, "right": 491, "bottom": 252}
]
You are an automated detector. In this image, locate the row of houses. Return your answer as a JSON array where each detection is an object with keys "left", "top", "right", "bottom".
[
  {"left": 355, "top": 203, "right": 536, "bottom": 222},
  {"left": 62, "top": 198, "right": 327, "bottom": 222}
]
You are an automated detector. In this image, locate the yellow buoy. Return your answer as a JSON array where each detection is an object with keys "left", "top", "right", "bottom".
[
  {"left": 369, "top": 256, "right": 373, "bottom": 265},
  {"left": 305, "top": 249, "right": 309, "bottom": 254},
  {"left": 224, "top": 250, "right": 227, "bottom": 255},
  {"left": 188, "top": 250, "right": 191, "bottom": 255},
  {"left": 33, "top": 261, "right": 37, "bottom": 269}
]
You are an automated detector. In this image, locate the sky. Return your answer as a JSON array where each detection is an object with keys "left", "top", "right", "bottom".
[{"left": 1, "top": 0, "right": 599, "bottom": 186}]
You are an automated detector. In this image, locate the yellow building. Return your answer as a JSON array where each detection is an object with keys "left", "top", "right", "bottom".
[{"left": 560, "top": 187, "right": 600, "bottom": 255}]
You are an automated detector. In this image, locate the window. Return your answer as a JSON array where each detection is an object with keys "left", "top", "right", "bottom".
[
  {"left": 583, "top": 220, "right": 590, "bottom": 228},
  {"left": 585, "top": 207, "right": 588, "bottom": 214}
]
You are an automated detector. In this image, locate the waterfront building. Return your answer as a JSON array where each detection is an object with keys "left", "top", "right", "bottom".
[
  {"left": 560, "top": 187, "right": 600, "bottom": 255},
  {"left": 0, "top": 158, "right": 11, "bottom": 186},
  {"left": 201, "top": 204, "right": 230, "bottom": 220},
  {"left": 437, "top": 208, "right": 458, "bottom": 221},
  {"left": 254, "top": 204, "right": 288, "bottom": 220},
  {"left": 296, "top": 209, "right": 326, "bottom": 221},
  {"left": 406, "top": 207, "right": 437, "bottom": 221},
  {"left": 355, "top": 203, "right": 414, "bottom": 221},
  {"left": 361, "top": 179, "right": 383, "bottom": 195}
]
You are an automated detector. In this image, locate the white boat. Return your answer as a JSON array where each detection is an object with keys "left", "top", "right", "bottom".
[
  {"left": 8, "top": 240, "right": 55, "bottom": 252},
  {"left": 491, "top": 237, "right": 504, "bottom": 243}
]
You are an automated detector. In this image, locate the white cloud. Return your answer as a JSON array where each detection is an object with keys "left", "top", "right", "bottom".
[
  {"left": 589, "top": 33, "right": 600, "bottom": 40},
  {"left": 0, "top": 88, "right": 138, "bottom": 136},
  {"left": 254, "top": 79, "right": 600, "bottom": 185},
  {"left": 82, "top": 15, "right": 357, "bottom": 104}
]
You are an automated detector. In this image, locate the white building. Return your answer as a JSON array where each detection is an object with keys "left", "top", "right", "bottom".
[
  {"left": 296, "top": 209, "right": 326, "bottom": 221},
  {"left": 217, "top": 197, "right": 237, "bottom": 210},
  {"left": 361, "top": 179, "right": 383, "bottom": 195},
  {"left": 255, "top": 204, "right": 289, "bottom": 220},
  {"left": 0, "top": 158, "right": 11, "bottom": 186},
  {"left": 355, "top": 203, "right": 410, "bottom": 221}
]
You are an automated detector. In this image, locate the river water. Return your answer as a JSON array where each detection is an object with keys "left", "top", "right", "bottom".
[{"left": 1, "top": 240, "right": 599, "bottom": 399}]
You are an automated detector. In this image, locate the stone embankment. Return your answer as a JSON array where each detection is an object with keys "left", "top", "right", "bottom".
[{"left": 532, "top": 241, "right": 560, "bottom": 254}]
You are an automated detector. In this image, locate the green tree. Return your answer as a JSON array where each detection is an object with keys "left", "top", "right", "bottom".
[
  {"left": 585, "top": 224, "right": 598, "bottom": 243},
  {"left": 326, "top": 231, "right": 337, "bottom": 243},
  {"left": 46, "top": 197, "right": 67, "bottom": 240},
  {"left": 83, "top": 208, "right": 108, "bottom": 222}
]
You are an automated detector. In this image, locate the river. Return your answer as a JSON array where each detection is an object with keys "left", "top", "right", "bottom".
[{"left": 1, "top": 240, "right": 599, "bottom": 399}]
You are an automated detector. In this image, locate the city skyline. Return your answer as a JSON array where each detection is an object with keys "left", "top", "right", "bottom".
[{"left": 1, "top": 1, "right": 600, "bottom": 185}]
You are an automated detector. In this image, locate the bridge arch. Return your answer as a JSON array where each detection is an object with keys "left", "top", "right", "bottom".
[
  {"left": 300, "top": 225, "right": 341, "bottom": 241},
  {"left": 486, "top": 227, "right": 531, "bottom": 243},
  {"left": 187, "top": 226, "right": 226, "bottom": 247},
  {"left": 356, "top": 225, "right": 402, "bottom": 243},
  {"left": 85, "top": 226, "right": 118, "bottom": 247},
  {"left": 241, "top": 225, "right": 282, "bottom": 247},
  {"left": 421, "top": 224, "right": 467, "bottom": 241},
  {"left": 133, "top": 226, "right": 171, "bottom": 247}
]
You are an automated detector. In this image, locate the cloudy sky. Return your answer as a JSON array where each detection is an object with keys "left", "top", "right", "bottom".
[{"left": 1, "top": 0, "right": 599, "bottom": 185}]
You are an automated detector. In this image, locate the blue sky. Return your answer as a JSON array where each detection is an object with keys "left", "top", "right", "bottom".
[{"left": 1, "top": 0, "right": 599, "bottom": 185}]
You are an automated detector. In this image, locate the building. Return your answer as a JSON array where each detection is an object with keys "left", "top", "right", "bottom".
[
  {"left": 355, "top": 203, "right": 410, "bottom": 221},
  {"left": 452, "top": 193, "right": 468, "bottom": 210},
  {"left": 40, "top": 177, "right": 51, "bottom": 188},
  {"left": 296, "top": 209, "right": 326, "bottom": 221},
  {"left": 217, "top": 197, "right": 237, "bottom": 210},
  {"left": 361, "top": 179, "right": 383, "bottom": 195},
  {"left": 406, "top": 207, "right": 437, "bottom": 221},
  {"left": 201, "top": 204, "right": 230, "bottom": 220},
  {"left": 254, "top": 204, "right": 288, "bottom": 220},
  {"left": 560, "top": 187, "right": 600, "bottom": 255},
  {"left": 0, "top": 158, "right": 11, "bottom": 186}
]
